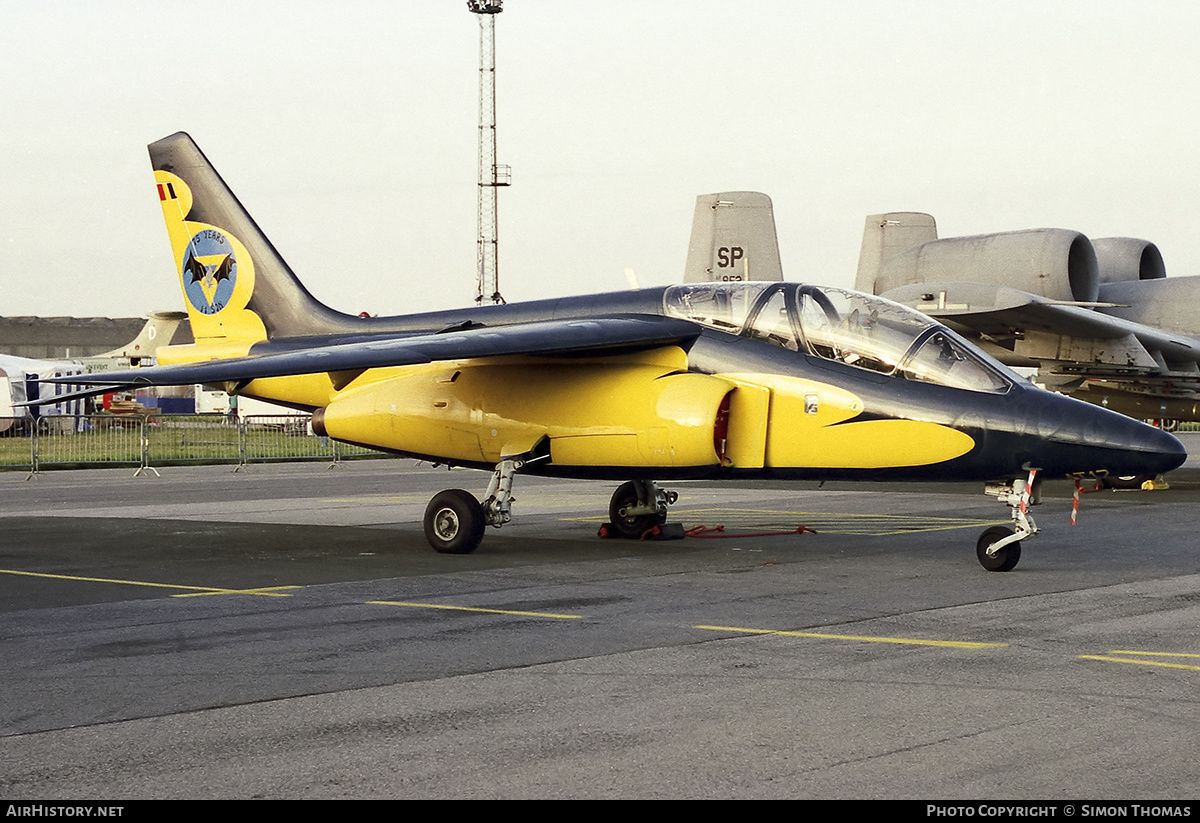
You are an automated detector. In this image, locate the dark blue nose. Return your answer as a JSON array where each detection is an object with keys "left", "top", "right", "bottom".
[
  {"left": 1008, "top": 389, "right": 1187, "bottom": 478},
  {"left": 1111, "top": 417, "right": 1186, "bottom": 476}
]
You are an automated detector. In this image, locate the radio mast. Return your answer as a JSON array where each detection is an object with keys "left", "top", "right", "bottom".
[{"left": 468, "top": 0, "right": 510, "bottom": 305}]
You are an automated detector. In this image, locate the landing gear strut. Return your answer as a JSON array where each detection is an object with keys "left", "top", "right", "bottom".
[
  {"left": 481, "top": 457, "right": 522, "bottom": 531},
  {"left": 422, "top": 443, "right": 549, "bottom": 555},
  {"left": 607, "top": 480, "right": 678, "bottom": 539},
  {"left": 978, "top": 468, "right": 1040, "bottom": 572}
]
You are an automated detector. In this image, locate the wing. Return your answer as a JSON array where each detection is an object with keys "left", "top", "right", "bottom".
[
  {"left": 883, "top": 282, "right": 1200, "bottom": 378},
  {"left": 34, "top": 315, "right": 703, "bottom": 401}
]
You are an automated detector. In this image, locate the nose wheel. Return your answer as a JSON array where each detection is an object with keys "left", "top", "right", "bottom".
[
  {"left": 978, "top": 468, "right": 1040, "bottom": 572},
  {"left": 976, "top": 526, "right": 1020, "bottom": 572}
]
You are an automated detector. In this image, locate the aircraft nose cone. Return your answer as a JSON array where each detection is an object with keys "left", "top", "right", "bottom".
[
  {"left": 1035, "top": 393, "right": 1187, "bottom": 477},
  {"left": 1109, "top": 418, "right": 1187, "bottom": 476}
]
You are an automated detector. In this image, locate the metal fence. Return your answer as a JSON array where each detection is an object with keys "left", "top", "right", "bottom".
[{"left": 0, "top": 413, "right": 384, "bottom": 474}]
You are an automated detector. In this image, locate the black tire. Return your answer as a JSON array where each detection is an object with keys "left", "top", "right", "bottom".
[
  {"left": 424, "top": 489, "right": 486, "bottom": 554},
  {"left": 1102, "top": 475, "right": 1152, "bottom": 490},
  {"left": 976, "top": 525, "right": 1020, "bottom": 572},
  {"left": 608, "top": 481, "right": 666, "bottom": 539}
]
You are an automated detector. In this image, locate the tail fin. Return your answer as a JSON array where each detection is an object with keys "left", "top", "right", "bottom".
[
  {"left": 683, "top": 192, "right": 783, "bottom": 283},
  {"left": 151, "top": 132, "right": 357, "bottom": 344},
  {"left": 93, "top": 311, "right": 187, "bottom": 362},
  {"left": 854, "top": 212, "right": 939, "bottom": 295}
]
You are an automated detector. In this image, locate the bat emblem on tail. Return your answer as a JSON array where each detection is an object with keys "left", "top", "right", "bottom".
[{"left": 181, "top": 229, "right": 238, "bottom": 315}]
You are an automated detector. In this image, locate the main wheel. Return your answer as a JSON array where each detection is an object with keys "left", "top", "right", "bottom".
[
  {"left": 976, "top": 525, "right": 1020, "bottom": 572},
  {"left": 608, "top": 481, "right": 666, "bottom": 539},
  {"left": 424, "top": 489, "right": 486, "bottom": 554}
]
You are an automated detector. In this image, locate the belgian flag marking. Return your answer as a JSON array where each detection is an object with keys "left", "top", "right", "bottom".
[{"left": 157, "top": 182, "right": 177, "bottom": 201}]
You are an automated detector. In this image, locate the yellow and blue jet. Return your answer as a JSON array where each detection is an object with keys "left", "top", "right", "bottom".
[{"left": 45, "top": 133, "right": 1186, "bottom": 571}]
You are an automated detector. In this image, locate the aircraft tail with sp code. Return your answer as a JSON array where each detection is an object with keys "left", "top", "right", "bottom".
[{"left": 683, "top": 191, "right": 783, "bottom": 283}]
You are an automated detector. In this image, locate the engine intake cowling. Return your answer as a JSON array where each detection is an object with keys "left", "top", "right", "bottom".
[
  {"left": 1092, "top": 237, "right": 1165, "bottom": 284},
  {"left": 875, "top": 228, "right": 1099, "bottom": 304}
]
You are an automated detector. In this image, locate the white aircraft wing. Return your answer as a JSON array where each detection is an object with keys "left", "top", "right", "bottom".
[{"left": 883, "top": 281, "right": 1200, "bottom": 378}]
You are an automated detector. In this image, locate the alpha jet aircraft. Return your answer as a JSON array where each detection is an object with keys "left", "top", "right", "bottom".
[{"left": 43, "top": 134, "right": 1185, "bottom": 571}]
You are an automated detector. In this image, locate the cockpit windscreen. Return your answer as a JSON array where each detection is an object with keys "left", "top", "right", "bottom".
[{"left": 664, "top": 283, "right": 1013, "bottom": 394}]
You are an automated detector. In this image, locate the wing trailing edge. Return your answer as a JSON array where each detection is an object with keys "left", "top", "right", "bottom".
[{"left": 33, "top": 316, "right": 703, "bottom": 401}]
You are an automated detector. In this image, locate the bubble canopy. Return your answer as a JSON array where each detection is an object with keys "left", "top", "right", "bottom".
[{"left": 663, "top": 282, "right": 1015, "bottom": 394}]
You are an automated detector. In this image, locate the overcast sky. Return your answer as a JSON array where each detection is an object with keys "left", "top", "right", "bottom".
[{"left": 2, "top": 0, "right": 1198, "bottom": 319}]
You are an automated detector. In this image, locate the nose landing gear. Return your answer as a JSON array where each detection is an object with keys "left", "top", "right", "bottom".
[
  {"left": 978, "top": 468, "right": 1040, "bottom": 572},
  {"left": 976, "top": 525, "right": 1022, "bottom": 572}
]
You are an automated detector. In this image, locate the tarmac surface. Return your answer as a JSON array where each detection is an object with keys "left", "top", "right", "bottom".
[{"left": 3, "top": 436, "right": 1200, "bottom": 799}]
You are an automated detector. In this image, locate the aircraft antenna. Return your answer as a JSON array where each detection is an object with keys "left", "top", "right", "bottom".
[{"left": 469, "top": 0, "right": 510, "bottom": 305}]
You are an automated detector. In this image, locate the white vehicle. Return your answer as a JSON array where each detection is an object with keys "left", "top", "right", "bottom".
[{"left": 0, "top": 354, "right": 86, "bottom": 432}]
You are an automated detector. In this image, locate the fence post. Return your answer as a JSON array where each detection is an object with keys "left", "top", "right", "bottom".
[
  {"left": 25, "top": 418, "right": 38, "bottom": 479},
  {"left": 133, "top": 415, "right": 159, "bottom": 477},
  {"left": 236, "top": 415, "right": 248, "bottom": 470}
]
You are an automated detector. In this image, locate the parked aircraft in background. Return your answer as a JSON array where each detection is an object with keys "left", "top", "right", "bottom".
[
  {"left": 622, "top": 191, "right": 782, "bottom": 290},
  {"left": 39, "top": 134, "right": 1185, "bottom": 571},
  {"left": 684, "top": 192, "right": 783, "bottom": 283},
  {"left": 81, "top": 311, "right": 187, "bottom": 372},
  {"left": 0, "top": 312, "right": 187, "bottom": 429},
  {"left": 854, "top": 212, "right": 1200, "bottom": 424}
]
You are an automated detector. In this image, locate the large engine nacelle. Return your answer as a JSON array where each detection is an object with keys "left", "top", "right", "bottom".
[
  {"left": 1092, "top": 237, "right": 1166, "bottom": 284},
  {"left": 311, "top": 357, "right": 736, "bottom": 470},
  {"left": 857, "top": 213, "right": 1169, "bottom": 306},
  {"left": 873, "top": 227, "right": 1099, "bottom": 304}
]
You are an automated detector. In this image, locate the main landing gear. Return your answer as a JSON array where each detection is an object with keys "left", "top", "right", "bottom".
[
  {"left": 607, "top": 480, "right": 678, "bottom": 539},
  {"left": 978, "top": 468, "right": 1040, "bottom": 572},
  {"left": 423, "top": 456, "right": 529, "bottom": 554},
  {"left": 421, "top": 461, "right": 679, "bottom": 554},
  {"left": 424, "top": 489, "right": 486, "bottom": 554}
]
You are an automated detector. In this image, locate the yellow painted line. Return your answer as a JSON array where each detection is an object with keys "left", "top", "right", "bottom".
[
  {"left": 172, "top": 586, "right": 301, "bottom": 598},
  {"left": 695, "top": 624, "right": 1007, "bottom": 649},
  {"left": 0, "top": 568, "right": 297, "bottom": 598},
  {"left": 368, "top": 600, "right": 581, "bottom": 619},
  {"left": 1105, "top": 650, "right": 1200, "bottom": 659},
  {"left": 1078, "top": 655, "right": 1200, "bottom": 672}
]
